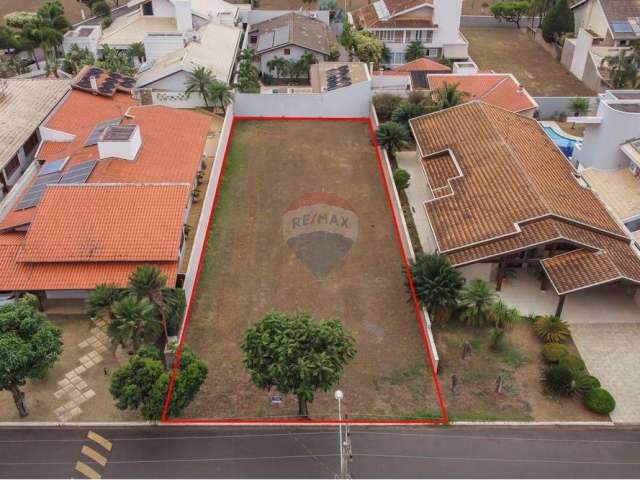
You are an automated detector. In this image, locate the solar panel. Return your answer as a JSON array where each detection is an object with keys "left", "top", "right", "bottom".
[
  {"left": 38, "top": 158, "right": 68, "bottom": 177},
  {"left": 611, "top": 21, "right": 634, "bottom": 33},
  {"left": 15, "top": 173, "right": 62, "bottom": 210},
  {"left": 59, "top": 159, "right": 97, "bottom": 184},
  {"left": 85, "top": 119, "right": 120, "bottom": 146}
]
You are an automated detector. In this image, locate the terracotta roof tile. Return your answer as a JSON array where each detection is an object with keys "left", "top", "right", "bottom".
[
  {"left": 427, "top": 74, "right": 537, "bottom": 113},
  {"left": 19, "top": 184, "right": 190, "bottom": 263},
  {"left": 395, "top": 58, "right": 451, "bottom": 73},
  {"left": 411, "top": 101, "right": 640, "bottom": 293}
]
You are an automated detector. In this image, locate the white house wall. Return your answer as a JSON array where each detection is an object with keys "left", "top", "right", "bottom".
[
  {"left": 144, "top": 70, "right": 192, "bottom": 90},
  {"left": 258, "top": 46, "right": 325, "bottom": 75},
  {"left": 144, "top": 34, "right": 185, "bottom": 62},
  {"left": 247, "top": 10, "right": 330, "bottom": 25},
  {"left": 234, "top": 81, "right": 372, "bottom": 117},
  {"left": 151, "top": 0, "right": 176, "bottom": 17}
]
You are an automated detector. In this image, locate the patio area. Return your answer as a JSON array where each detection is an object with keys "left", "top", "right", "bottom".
[{"left": 461, "top": 264, "right": 640, "bottom": 423}]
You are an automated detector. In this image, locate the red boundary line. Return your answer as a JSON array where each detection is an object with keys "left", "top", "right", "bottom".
[{"left": 161, "top": 116, "right": 448, "bottom": 425}]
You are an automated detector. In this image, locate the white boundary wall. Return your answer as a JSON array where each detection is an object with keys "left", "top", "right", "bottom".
[
  {"left": 369, "top": 103, "right": 440, "bottom": 371},
  {"left": 179, "top": 103, "right": 235, "bottom": 338},
  {"left": 234, "top": 82, "right": 372, "bottom": 118}
]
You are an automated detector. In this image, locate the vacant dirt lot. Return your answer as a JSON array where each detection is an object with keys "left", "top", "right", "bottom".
[
  {"left": 179, "top": 120, "right": 442, "bottom": 421},
  {"left": 463, "top": 27, "right": 595, "bottom": 96},
  {"left": 0, "top": 0, "right": 100, "bottom": 25}
]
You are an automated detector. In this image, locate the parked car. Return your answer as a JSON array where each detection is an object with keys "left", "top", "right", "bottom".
[{"left": 0, "top": 291, "right": 19, "bottom": 306}]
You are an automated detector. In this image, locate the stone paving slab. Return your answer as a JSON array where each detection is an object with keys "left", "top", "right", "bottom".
[{"left": 570, "top": 323, "right": 640, "bottom": 424}]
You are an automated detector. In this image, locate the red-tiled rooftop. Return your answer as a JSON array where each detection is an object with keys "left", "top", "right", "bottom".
[
  {"left": 427, "top": 74, "right": 537, "bottom": 113},
  {"left": 410, "top": 101, "right": 640, "bottom": 294}
]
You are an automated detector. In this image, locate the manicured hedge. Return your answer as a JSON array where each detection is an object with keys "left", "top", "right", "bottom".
[
  {"left": 542, "top": 343, "right": 568, "bottom": 363},
  {"left": 559, "top": 353, "right": 586, "bottom": 372},
  {"left": 583, "top": 388, "right": 615, "bottom": 415}
]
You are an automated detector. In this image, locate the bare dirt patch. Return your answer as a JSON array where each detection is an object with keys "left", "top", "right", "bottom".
[
  {"left": 434, "top": 321, "right": 604, "bottom": 421},
  {"left": 178, "top": 120, "right": 442, "bottom": 421},
  {"left": 0, "top": 0, "right": 118, "bottom": 25},
  {"left": 462, "top": 27, "right": 595, "bottom": 96}
]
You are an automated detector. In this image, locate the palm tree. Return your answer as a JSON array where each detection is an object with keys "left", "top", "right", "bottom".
[
  {"left": 391, "top": 101, "right": 426, "bottom": 130},
  {"left": 98, "top": 45, "right": 134, "bottom": 75},
  {"left": 376, "top": 121, "right": 409, "bottom": 159},
  {"left": 128, "top": 264, "right": 169, "bottom": 342},
  {"left": 459, "top": 279, "right": 496, "bottom": 327},
  {"left": 109, "top": 295, "right": 157, "bottom": 351},
  {"left": 428, "top": 82, "right": 467, "bottom": 111},
  {"left": 62, "top": 44, "right": 95, "bottom": 75},
  {"left": 408, "top": 253, "right": 465, "bottom": 322},
  {"left": 208, "top": 80, "right": 233, "bottom": 114},
  {"left": 405, "top": 40, "right": 426, "bottom": 62},
  {"left": 266, "top": 56, "right": 287, "bottom": 79},
  {"left": 489, "top": 299, "right": 520, "bottom": 329},
  {"left": 185, "top": 66, "right": 215, "bottom": 107},
  {"left": 128, "top": 41, "right": 146, "bottom": 63},
  {"left": 601, "top": 50, "right": 638, "bottom": 89}
]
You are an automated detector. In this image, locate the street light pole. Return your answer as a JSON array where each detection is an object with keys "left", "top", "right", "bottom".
[{"left": 334, "top": 390, "right": 344, "bottom": 478}]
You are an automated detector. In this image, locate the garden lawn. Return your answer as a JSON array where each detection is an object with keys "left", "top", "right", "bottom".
[{"left": 177, "top": 120, "right": 443, "bottom": 421}]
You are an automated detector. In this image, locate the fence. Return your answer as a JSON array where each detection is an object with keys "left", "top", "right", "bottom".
[
  {"left": 460, "top": 15, "right": 541, "bottom": 28},
  {"left": 369, "top": 103, "right": 440, "bottom": 371},
  {"left": 150, "top": 90, "right": 207, "bottom": 108},
  {"left": 179, "top": 103, "right": 235, "bottom": 338},
  {"left": 533, "top": 96, "right": 598, "bottom": 119}
]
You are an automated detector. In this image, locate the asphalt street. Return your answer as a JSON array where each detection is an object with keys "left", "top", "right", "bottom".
[{"left": 1, "top": 425, "right": 639, "bottom": 478}]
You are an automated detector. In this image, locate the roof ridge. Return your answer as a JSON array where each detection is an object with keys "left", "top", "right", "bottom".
[{"left": 478, "top": 75, "right": 509, "bottom": 100}]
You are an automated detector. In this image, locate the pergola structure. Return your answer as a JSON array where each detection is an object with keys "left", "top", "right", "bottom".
[{"left": 409, "top": 101, "right": 640, "bottom": 317}]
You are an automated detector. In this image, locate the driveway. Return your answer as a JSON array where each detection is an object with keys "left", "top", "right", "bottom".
[{"left": 462, "top": 267, "right": 640, "bottom": 424}]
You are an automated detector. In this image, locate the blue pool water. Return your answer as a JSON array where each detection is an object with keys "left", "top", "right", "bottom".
[{"left": 543, "top": 126, "right": 581, "bottom": 158}]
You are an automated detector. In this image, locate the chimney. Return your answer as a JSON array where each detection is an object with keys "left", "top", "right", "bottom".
[
  {"left": 90, "top": 75, "right": 98, "bottom": 91},
  {"left": 98, "top": 124, "right": 142, "bottom": 161}
]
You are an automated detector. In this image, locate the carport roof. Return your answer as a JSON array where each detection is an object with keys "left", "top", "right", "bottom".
[{"left": 410, "top": 101, "right": 640, "bottom": 294}]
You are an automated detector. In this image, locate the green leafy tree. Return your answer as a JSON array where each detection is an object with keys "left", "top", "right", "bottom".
[
  {"left": 98, "top": 45, "right": 134, "bottom": 75},
  {"left": 391, "top": 100, "right": 426, "bottom": 130},
  {"left": 242, "top": 311, "right": 356, "bottom": 417},
  {"left": 405, "top": 40, "right": 426, "bottom": 62},
  {"left": 0, "top": 294, "right": 63, "bottom": 417},
  {"left": 36, "top": 1, "right": 70, "bottom": 32},
  {"left": 266, "top": 56, "right": 288, "bottom": 79},
  {"left": 92, "top": 0, "right": 111, "bottom": 17},
  {"left": 407, "top": 253, "right": 465, "bottom": 322},
  {"left": 128, "top": 41, "right": 146, "bottom": 63},
  {"left": 185, "top": 66, "right": 215, "bottom": 107},
  {"left": 208, "top": 80, "right": 233, "bottom": 114},
  {"left": 490, "top": 1, "right": 530, "bottom": 29},
  {"left": 393, "top": 168, "right": 411, "bottom": 190},
  {"left": 459, "top": 279, "right": 496, "bottom": 327},
  {"left": 351, "top": 31, "right": 384, "bottom": 66},
  {"left": 541, "top": 0, "right": 574, "bottom": 42},
  {"left": 62, "top": 44, "right": 95, "bottom": 75},
  {"left": 376, "top": 121, "right": 409, "bottom": 159},
  {"left": 601, "top": 50, "right": 638, "bottom": 89},
  {"left": 236, "top": 50, "right": 260, "bottom": 93},
  {"left": 373, "top": 93, "right": 403, "bottom": 122},
  {"left": 110, "top": 345, "right": 208, "bottom": 420},
  {"left": 328, "top": 43, "right": 341, "bottom": 61},
  {"left": 4, "top": 12, "right": 37, "bottom": 29},
  {"left": 339, "top": 17, "right": 354, "bottom": 60},
  {"left": 569, "top": 97, "right": 589, "bottom": 116},
  {"left": 108, "top": 295, "right": 158, "bottom": 352}
]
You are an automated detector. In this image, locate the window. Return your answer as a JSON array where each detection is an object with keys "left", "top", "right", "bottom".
[
  {"left": 4, "top": 154, "right": 20, "bottom": 180},
  {"left": 424, "top": 30, "right": 433, "bottom": 43},
  {"left": 283, "top": 48, "right": 291, "bottom": 55},
  {"left": 23, "top": 131, "right": 39, "bottom": 157},
  {"left": 142, "top": 1, "right": 153, "bottom": 16},
  {"left": 427, "top": 48, "right": 440, "bottom": 57},
  {"left": 249, "top": 34, "right": 258, "bottom": 44},
  {"left": 414, "top": 30, "right": 423, "bottom": 41},
  {"left": 391, "top": 52, "right": 406, "bottom": 64},
  {"left": 377, "top": 30, "right": 395, "bottom": 42}
]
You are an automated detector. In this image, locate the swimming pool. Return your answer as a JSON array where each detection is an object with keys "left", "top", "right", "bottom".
[{"left": 542, "top": 126, "right": 582, "bottom": 158}]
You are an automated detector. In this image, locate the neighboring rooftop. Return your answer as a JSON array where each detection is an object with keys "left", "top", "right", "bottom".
[
  {"left": 427, "top": 73, "right": 538, "bottom": 113},
  {"left": 250, "top": 12, "right": 333, "bottom": 55},
  {"left": 351, "top": 0, "right": 432, "bottom": 29},
  {"left": 0, "top": 79, "right": 70, "bottom": 172},
  {"left": 395, "top": 58, "right": 452, "bottom": 73},
  {"left": 409, "top": 101, "right": 640, "bottom": 294},
  {"left": 100, "top": 12, "right": 178, "bottom": 46},
  {"left": 310, "top": 62, "right": 370, "bottom": 93},
  {"left": 582, "top": 167, "right": 640, "bottom": 221},
  {"left": 136, "top": 23, "right": 242, "bottom": 85},
  {"left": 72, "top": 66, "right": 136, "bottom": 97},
  {"left": 0, "top": 83, "right": 211, "bottom": 291}
]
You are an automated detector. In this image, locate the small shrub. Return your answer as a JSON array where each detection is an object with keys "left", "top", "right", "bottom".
[
  {"left": 92, "top": 0, "right": 111, "bottom": 16},
  {"left": 101, "top": 16, "right": 113, "bottom": 28},
  {"left": 4, "top": 11, "right": 36, "bottom": 28},
  {"left": 542, "top": 365, "right": 575, "bottom": 396},
  {"left": 393, "top": 168, "right": 411, "bottom": 190},
  {"left": 533, "top": 315, "right": 571, "bottom": 343},
  {"left": 575, "top": 373, "right": 600, "bottom": 394},
  {"left": 373, "top": 93, "right": 403, "bottom": 123},
  {"left": 559, "top": 353, "right": 585, "bottom": 372},
  {"left": 488, "top": 327, "right": 506, "bottom": 352},
  {"left": 583, "top": 388, "right": 615, "bottom": 415},
  {"left": 542, "top": 343, "right": 568, "bottom": 363}
]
